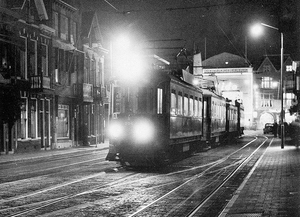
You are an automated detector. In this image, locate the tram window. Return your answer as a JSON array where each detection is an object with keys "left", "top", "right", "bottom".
[
  {"left": 183, "top": 94, "right": 188, "bottom": 116},
  {"left": 157, "top": 88, "right": 163, "bottom": 114},
  {"left": 171, "top": 90, "right": 177, "bottom": 115},
  {"left": 178, "top": 92, "right": 182, "bottom": 115},
  {"left": 199, "top": 98, "right": 202, "bottom": 117},
  {"left": 138, "top": 87, "right": 147, "bottom": 113},
  {"left": 113, "top": 86, "right": 121, "bottom": 113},
  {"left": 189, "top": 96, "right": 194, "bottom": 116},
  {"left": 203, "top": 100, "right": 207, "bottom": 118},
  {"left": 148, "top": 88, "right": 154, "bottom": 114},
  {"left": 195, "top": 97, "right": 198, "bottom": 117}
]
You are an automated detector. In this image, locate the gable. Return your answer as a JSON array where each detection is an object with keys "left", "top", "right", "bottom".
[
  {"left": 257, "top": 57, "right": 277, "bottom": 75},
  {"left": 82, "top": 11, "right": 103, "bottom": 45}
]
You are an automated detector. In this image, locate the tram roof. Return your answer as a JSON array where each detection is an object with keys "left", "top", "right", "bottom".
[{"left": 202, "top": 88, "right": 224, "bottom": 99}]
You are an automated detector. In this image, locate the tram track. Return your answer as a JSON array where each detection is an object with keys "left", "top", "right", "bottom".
[
  {"left": 0, "top": 139, "right": 250, "bottom": 217},
  {"left": 0, "top": 136, "right": 270, "bottom": 217},
  {"left": 2, "top": 172, "right": 142, "bottom": 217},
  {"left": 128, "top": 136, "right": 270, "bottom": 217},
  {"left": 186, "top": 137, "right": 273, "bottom": 217}
]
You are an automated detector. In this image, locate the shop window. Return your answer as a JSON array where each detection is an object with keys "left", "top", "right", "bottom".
[
  {"left": 17, "top": 98, "right": 27, "bottom": 139},
  {"left": 57, "top": 104, "right": 69, "bottom": 138},
  {"left": 30, "top": 99, "right": 37, "bottom": 138}
]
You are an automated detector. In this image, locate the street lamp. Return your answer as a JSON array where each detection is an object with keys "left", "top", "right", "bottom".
[{"left": 251, "top": 22, "right": 284, "bottom": 149}]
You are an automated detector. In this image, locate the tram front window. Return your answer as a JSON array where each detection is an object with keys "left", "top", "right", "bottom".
[{"left": 120, "top": 86, "right": 151, "bottom": 114}]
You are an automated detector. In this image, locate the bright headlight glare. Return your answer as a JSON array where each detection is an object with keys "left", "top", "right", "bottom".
[
  {"left": 133, "top": 120, "right": 154, "bottom": 143},
  {"left": 108, "top": 122, "right": 123, "bottom": 138}
]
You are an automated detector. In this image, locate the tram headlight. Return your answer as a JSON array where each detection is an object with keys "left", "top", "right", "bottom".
[
  {"left": 133, "top": 119, "right": 155, "bottom": 143},
  {"left": 108, "top": 122, "right": 124, "bottom": 139}
]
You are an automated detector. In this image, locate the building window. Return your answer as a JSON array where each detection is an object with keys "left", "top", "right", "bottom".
[
  {"left": 57, "top": 104, "right": 69, "bottom": 138},
  {"left": 84, "top": 56, "right": 90, "bottom": 83},
  {"left": 260, "top": 93, "right": 273, "bottom": 107},
  {"left": 54, "top": 48, "right": 59, "bottom": 83},
  {"left": 261, "top": 77, "right": 272, "bottom": 89},
  {"left": 285, "top": 93, "right": 294, "bottom": 107},
  {"left": 53, "top": 11, "right": 59, "bottom": 37},
  {"left": 29, "top": 99, "right": 37, "bottom": 138},
  {"left": 98, "top": 60, "right": 103, "bottom": 87},
  {"left": 91, "top": 58, "right": 96, "bottom": 86},
  {"left": 60, "top": 14, "right": 69, "bottom": 41},
  {"left": 65, "top": 51, "right": 72, "bottom": 86},
  {"left": 90, "top": 105, "right": 95, "bottom": 136},
  {"left": 286, "top": 65, "right": 292, "bottom": 72},
  {"left": 38, "top": 99, "right": 44, "bottom": 138},
  {"left": 28, "top": 40, "right": 37, "bottom": 76},
  {"left": 263, "top": 65, "right": 271, "bottom": 73},
  {"left": 15, "top": 37, "right": 27, "bottom": 79},
  {"left": 20, "top": 44, "right": 26, "bottom": 79},
  {"left": 17, "top": 98, "right": 27, "bottom": 139},
  {"left": 41, "top": 44, "right": 48, "bottom": 76},
  {"left": 71, "top": 21, "right": 77, "bottom": 44},
  {"left": 45, "top": 99, "right": 50, "bottom": 147}
]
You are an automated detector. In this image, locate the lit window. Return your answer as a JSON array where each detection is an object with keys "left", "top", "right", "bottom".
[
  {"left": 178, "top": 92, "right": 182, "bottom": 115},
  {"left": 157, "top": 88, "right": 163, "bottom": 114},
  {"left": 171, "top": 91, "right": 176, "bottom": 115},
  {"left": 184, "top": 94, "right": 188, "bottom": 116},
  {"left": 261, "top": 77, "right": 272, "bottom": 88},
  {"left": 189, "top": 96, "right": 194, "bottom": 116},
  {"left": 286, "top": 65, "right": 292, "bottom": 72}
]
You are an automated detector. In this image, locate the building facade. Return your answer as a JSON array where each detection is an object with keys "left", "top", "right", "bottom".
[
  {"left": 0, "top": 0, "right": 108, "bottom": 154},
  {"left": 253, "top": 55, "right": 294, "bottom": 128},
  {"left": 0, "top": 0, "right": 55, "bottom": 153}
]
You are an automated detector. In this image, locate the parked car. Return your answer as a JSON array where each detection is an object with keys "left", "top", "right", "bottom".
[{"left": 263, "top": 123, "right": 274, "bottom": 134}]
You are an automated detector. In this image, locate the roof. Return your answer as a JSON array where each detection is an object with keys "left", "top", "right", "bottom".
[
  {"left": 202, "top": 52, "right": 250, "bottom": 68},
  {"left": 252, "top": 55, "right": 293, "bottom": 71},
  {"left": 81, "top": 11, "right": 95, "bottom": 38}
]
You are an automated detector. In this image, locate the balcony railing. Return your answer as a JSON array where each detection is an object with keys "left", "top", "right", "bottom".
[
  {"left": 74, "top": 83, "right": 93, "bottom": 102},
  {"left": 285, "top": 80, "right": 294, "bottom": 92},
  {"left": 93, "top": 86, "right": 101, "bottom": 101},
  {"left": 30, "top": 76, "right": 52, "bottom": 90},
  {"left": 93, "top": 86, "right": 107, "bottom": 101}
]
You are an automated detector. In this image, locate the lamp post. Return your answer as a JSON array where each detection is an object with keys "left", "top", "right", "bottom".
[{"left": 251, "top": 22, "right": 284, "bottom": 149}]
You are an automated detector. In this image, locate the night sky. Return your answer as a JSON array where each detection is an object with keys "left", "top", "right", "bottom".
[{"left": 84, "top": 0, "right": 297, "bottom": 67}]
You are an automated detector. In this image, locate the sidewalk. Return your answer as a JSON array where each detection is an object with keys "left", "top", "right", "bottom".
[
  {"left": 0, "top": 141, "right": 110, "bottom": 164},
  {"left": 220, "top": 137, "right": 300, "bottom": 217}
]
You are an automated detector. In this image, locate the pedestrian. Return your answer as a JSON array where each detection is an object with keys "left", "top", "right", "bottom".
[{"left": 273, "top": 121, "right": 278, "bottom": 137}]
